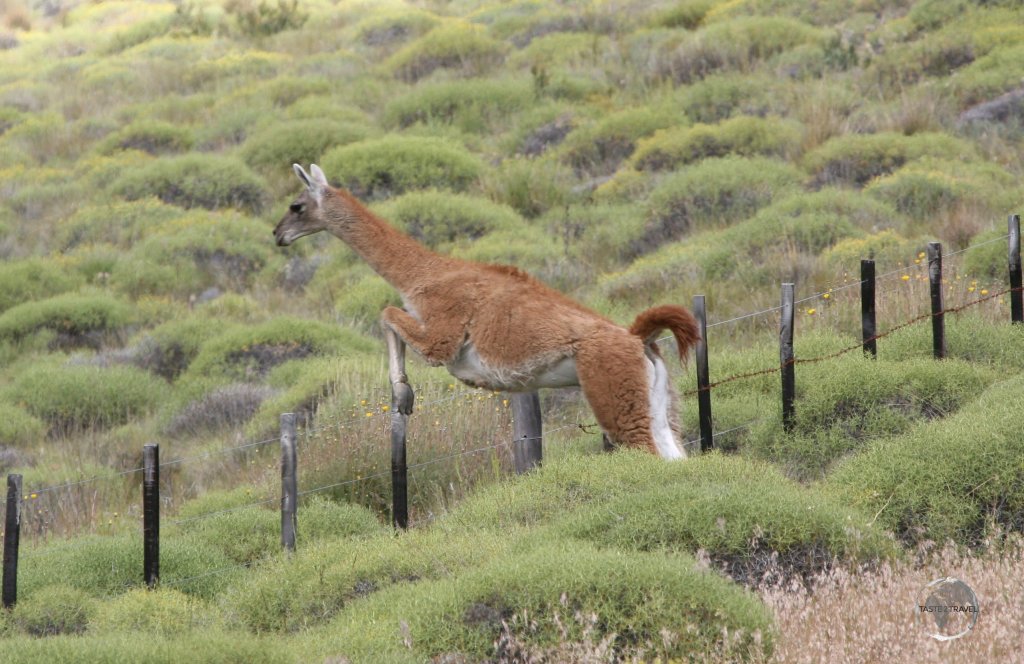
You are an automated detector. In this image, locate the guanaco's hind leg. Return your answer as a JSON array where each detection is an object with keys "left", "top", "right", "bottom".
[{"left": 575, "top": 333, "right": 659, "bottom": 455}]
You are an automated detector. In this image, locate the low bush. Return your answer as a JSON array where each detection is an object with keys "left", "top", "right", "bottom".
[
  {"left": 631, "top": 116, "right": 803, "bottom": 171},
  {"left": 482, "top": 155, "right": 573, "bottom": 219},
  {"left": 559, "top": 106, "right": 677, "bottom": 176},
  {"left": 672, "top": 73, "right": 780, "bottom": 123},
  {"left": 7, "top": 364, "right": 167, "bottom": 434},
  {"left": 639, "top": 156, "right": 803, "bottom": 251},
  {"left": 386, "top": 21, "right": 506, "bottom": 82},
  {"left": 745, "top": 354, "right": 996, "bottom": 480},
  {"left": 950, "top": 43, "right": 1024, "bottom": 108},
  {"left": 57, "top": 198, "right": 185, "bottom": 251},
  {"left": 803, "top": 132, "right": 977, "bottom": 188},
  {"left": 962, "top": 228, "right": 1012, "bottom": 284},
  {"left": 129, "top": 317, "right": 228, "bottom": 381},
  {"left": 0, "top": 293, "right": 133, "bottom": 348},
  {"left": 0, "top": 258, "right": 82, "bottom": 313},
  {"left": 184, "top": 317, "right": 374, "bottom": 382},
  {"left": 0, "top": 402, "right": 45, "bottom": 448},
  {"left": 354, "top": 7, "right": 440, "bottom": 49},
  {"left": 821, "top": 230, "right": 925, "bottom": 274},
  {"left": 9, "top": 585, "right": 94, "bottom": 637},
  {"left": 321, "top": 135, "right": 484, "bottom": 200},
  {"left": 110, "top": 154, "right": 267, "bottom": 213},
  {"left": 372, "top": 189, "right": 527, "bottom": 248},
  {"left": 383, "top": 77, "right": 533, "bottom": 133},
  {"left": 164, "top": 382, "right": 275, "bottom": 438},
  {"left": 95, "top": 119, "right": 194, "bottom": 155},
  {"left": 240, "top": 118, "right": 372, "bottom": 174},
  {"left": 828, "top": 373, "right": 1024, "bottom": 546},
  {"left": 89, "top": 588, "right": 219, "bottom": 636},
  {"left": 321, "top": 543, "right": 773, "bottom": 662}
]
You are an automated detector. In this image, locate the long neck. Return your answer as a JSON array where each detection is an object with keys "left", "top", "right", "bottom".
[{"left": 322, "top": 190, "right": 446, "bottom": 294}]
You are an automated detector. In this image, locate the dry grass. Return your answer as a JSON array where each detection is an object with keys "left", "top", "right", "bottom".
[{"left": 759, "top": 537, "right": 1024, "bottom": 662}]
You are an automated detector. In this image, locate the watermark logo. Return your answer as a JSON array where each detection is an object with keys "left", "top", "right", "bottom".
[{"left": 916, "top": 577, "right": 979, "bottom": 641}]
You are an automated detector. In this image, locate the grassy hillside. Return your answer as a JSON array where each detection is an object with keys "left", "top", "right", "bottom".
[{"left": 0, "top": 0, "right": 1023, "bottom": 661}]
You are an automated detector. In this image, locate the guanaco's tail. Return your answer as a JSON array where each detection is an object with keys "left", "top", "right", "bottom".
[{"left": 628, "top": 305, "right": 701, "bottom": 364}]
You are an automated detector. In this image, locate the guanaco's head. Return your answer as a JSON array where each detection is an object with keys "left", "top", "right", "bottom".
[{"left": 274, "top": 163, "right": 330, "bottom": 246}]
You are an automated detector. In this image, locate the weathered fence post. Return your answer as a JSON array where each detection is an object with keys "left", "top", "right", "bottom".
[
  {"left": 927, "top": 242, "right": 946, "bottom": 359},
  {"left": 512, "top": 392, "right": 543, "bottom": 473},
  {"left": 861, "top": 259, "right": 877, "bottom": 358},
  {"left": 1010, "top": 214, "right": 1022, "bottom": 324},
  {"left": 780, "top": 283, "right": 796, "bottom": 432},
  {"left": 142, "top": 444, "right": 159, "bottom": 588},
  {"left": 2, "top": 474, "right": 22, "bottom": 609},
  {"left": 693, "top": 295, "right": 713, "bottom": 452},
  {"left": 390, "top": 396, "right": 409, "bottom": 531},
  {"left": 280, "top": 413, "right": 297, "bottom": 552}
]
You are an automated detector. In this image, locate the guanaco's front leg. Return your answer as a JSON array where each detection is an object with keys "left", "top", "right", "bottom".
[{"left": 384, "top": 323, "right": 414, "bottom": 415}]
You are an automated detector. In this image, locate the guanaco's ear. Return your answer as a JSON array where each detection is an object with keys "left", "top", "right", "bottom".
[
  {"left": 293, "top": 163, "right": 325, "bottom": 204},
  {"left": 309, "top": 164, "right": 329, "bottom": 188}
]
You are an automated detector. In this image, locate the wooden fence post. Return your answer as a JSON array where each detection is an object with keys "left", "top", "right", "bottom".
[
  {"left": 927, "top": 242, "right": 946, "bottom": 359},
  {"left": 780, "top": 283, "right": 796, "bottom": 432},
  {"left": 693, "top": 295, "right": 713, "bottom": 452},
  {"left": 861, "top": 259, "right": 877, "bottom": 358},
  {"left": 1010, "top": 214, "right": 1022, "bottom": 324},
  {"left": 280, "top": 413, "right": 297, "bottom": 552},
  {"left": 142, "top": 444, "right": 159, "bottom": 588},
  {"left": 2, "top": 474, "right": 22, "bottom": 609},
  {"left": 390, "top": 396, "right": 409, "bottom": 531},
  {"left": 512, "top": 392, "right": 543, "bottom": 473}
]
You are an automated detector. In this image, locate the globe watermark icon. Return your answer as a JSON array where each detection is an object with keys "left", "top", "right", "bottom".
[{"left": 916, "top": 577, "right": 979, "bottom": 641}]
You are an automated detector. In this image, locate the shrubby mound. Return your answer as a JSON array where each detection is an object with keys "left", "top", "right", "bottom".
[
  {"left": 110, "top": 154, "right": 267, "bottom": 213},
  {"left": 0, "top": 259, "right": 82, "bottom": 313},
  {"left": 631, "top": 115, "right": 803, "bottom": 171},
  {"left": 184, "top": 317, "right": 374, "bottom": 382},
  {"left": 0, "top": 402, "right": 45, "bottom": 448},
  {"left": 7, "top": 364, "right": 167, "bottom": 434},
  {"left": 96, "top": 119, "right": 194, "bottom": 155},
  {"left": 828, "top": 373, "right": 1024, "bottom": 546},
  {"left": 383, "top": 77, "right": 533, "bottom": 133},
  {"left": 240, "top": 119, "right": 373, "bottom": 174},
  {"left": 746, "top": 353, "right": 996, "bottom": 480},
  {"left": 110, "top": 212, "right": 277, "bottom": 298},
  {"left": 8, "top": 585, "right": 94, "bottom": 637},
  {"left": 0, "top": 293, "right": 133, "bottom": 349},
  {"left": 372, "top": 189, "right": 527, "bottom": 248},
  {"left": 89, "top": 587, "right": 219, "bottom": 636},
  {"left": 386, "top": 21, "right": 506, "bottom": 82},
  {"left": 354, "top": 8, "right": 440, "bottom": 49},
  {"left": 321, "top": 135, "right": 483, "bottom": 200},
  {"left": 128, "top": 317, "right": 227, "bottom": 381},
  {"left": 559, "top": 106, "right": 676, "bottom": 176},
  {"left": 822, "top": 230, "right": 926, "bottom": 273},
  {"left": 671, "top": 73, "right": 781, "bottom": 122},
  {"left": 57, "top": 198, "right": 185, "bottom": 251},
  {"left": 164, "top": 382, "right": 275, "bottom": 439},
  {"left": 803, "top": 132, "right": 977, "bottom": 187}
]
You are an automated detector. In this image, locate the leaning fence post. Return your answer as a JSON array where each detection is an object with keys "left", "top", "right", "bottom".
[
  {"left": 693, "top": 295, "right": 713, "bottom": 452},
  {"left": 780, "top": 283, "right": 796, "bottom": 432},
  {"left": 1010, "top": 214, "right": 1022, "bottom": 324},
  {"left": 142, "top": 444, "right": 159, "bottom": 589},
  {"left": 512, "top": 392, "right": 543, "bottom": 473},
  {"left": 280, "top": 413, "right": 297, "bottom": 552},
  {"left": 927, "top": 242, "right": 946, "bottom": 359},
  {"left": 2, "top": 474, "right": 22, "bottom": 609},
  {"left": 861, "top": 259, "right": 877, "bottom": 358},
  {"left": 390, "top": 396, "right": 409, "bottom": 531}
]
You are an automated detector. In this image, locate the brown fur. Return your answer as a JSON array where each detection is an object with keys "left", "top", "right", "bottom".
[{"left": 275, "top": 165, "right": 701, "bottom": 457}]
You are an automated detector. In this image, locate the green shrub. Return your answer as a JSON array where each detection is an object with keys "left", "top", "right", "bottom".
[
  {"left": 822, "top": 230, "right": 925, "bottom": 273},
  {"left": 386, "top": 21, "right": 506, "bottom": 82},
  {"left": 372, "top": 189, "right": 527, "bottom": 248},
  {"left": 335, "top": 544, "right": 773, "bottom": 662},
  {"left": 8, "top": 364, "right": 167, "bottom": 434},
  {"left": 0, "top": 258, "right": 82, "bottom": 313},
  {"left": 878, "top": 313, "right": 1024, "bottom": 369},
  {"left": 450, "top": 226, "right": 563, "bottom": 273},
  {"left": 672, "top": 73, "right": 780, "bottom": 123},
  {"left": 639, "top": 156, "right": 803, "bottom": 250},
  {"left": 803, "top": 132, "right": 977, "bottom": 187},
  {"left": 332, "top": 273, "right": 401, "bottom": 331},
  {"left": 240, "top": 118, "right": 372, "bottom": 174},
  {"left": 631, "top": 116, "right": 803, "bottom": 171},
  {"left": 225, "top": 0, "right": 308, "bottom": 38},
  {"left": 864, "top": 158, "right": 1019, "bottom": 220},
  {"left": 0, "top": 293, "right": 133, "bottom": 348},
  {"left": 0, "top": 402, "right": 44, "bottom": 448},
  {"left": 746, "top": 354, "right": 996, "bottom": 480},
  {"left": 354, "top": 8, "right": 440, "bottom": 49},
  {"left": 828, "top": 373, "right": 1024, "bottom": 546},
  {"left": 384, "top": 77, "right": 533, "bottom": 133},
  {"left": 10, "top": 585, "right": 94, "bottom": 636},
  {"left": 559, "top": 106, "right": 677, "bottom": 176},
  {"left": 96, "top": 119, "right": 194, "bottom": 155},
  {"left": 57, "top": 198, "right": 186, "bottom": 251},
  {"left": 0, "top": 631, "right": 290, "bottom": 664},
  {"left": 110, "top": 212, "right": 277, "bottom": 298},
  {"left": 90, "top": 588, "right": 218, "bottom": 636},
  {"left": 164, "top": 382, "right": 274, "bottom": 438},
  {"left": 184, "top": 317, "right": 374, "bottom": 382},
  {"left": 482, "top": 155, "right": 573, "bottom": 219},
  {"left": 321, "top": 135, "right": 484, "bottom": 199},
  {"left": 950, "top": 43, "right": 1024, "bottom": 107},
  {"left": 111, "top": 154, "right": 267, "bottom": 213},
  {"left": 962, "top": 228, "right": 1012, "bottom": 284},
  {"left": 130, "top": 317, "right": 227, "bottom": 381}
]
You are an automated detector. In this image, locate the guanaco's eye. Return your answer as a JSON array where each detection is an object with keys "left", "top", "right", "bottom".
[{"left": 290, "top": 203, "right": 304, "bottom": 214}]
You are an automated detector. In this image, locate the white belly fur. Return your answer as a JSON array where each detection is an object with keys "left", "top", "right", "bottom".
[{"left": 446, "top": 342, "right": 579, "bottom": 391}]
